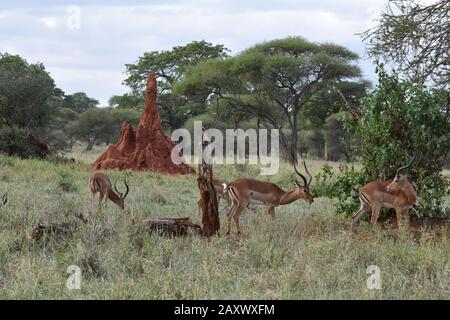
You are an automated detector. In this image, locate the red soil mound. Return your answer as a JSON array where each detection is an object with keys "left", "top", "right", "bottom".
[{"left": 92, "top": 73, "right": 194, "bottom": 175}]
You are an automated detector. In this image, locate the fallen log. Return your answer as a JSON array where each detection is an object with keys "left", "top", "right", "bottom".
[
  {"left": 142, "top": 217, "right": 202, "bottom": 237},
  {"left": 31, "top": 222, "right": 75, "bottom": 241},
  {"left": 31, "top": 213, "right": 88, "bottom": 242}
]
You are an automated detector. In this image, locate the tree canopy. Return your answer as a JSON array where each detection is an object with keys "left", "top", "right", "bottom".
[
  {"left": 0, "top": 53, "right": 59, "bottom": 157},
  {"left": 175, "top": 37, "right": 366, "bottom": 162},
  {"left": 62, "top": 92, "right": 99, "bottom": 113},
  {"left": 362, "top": 0, "right": 449, "bottom": 87},
  {"left": 123, "top": 40, "right": 230, "bottom": 130}
]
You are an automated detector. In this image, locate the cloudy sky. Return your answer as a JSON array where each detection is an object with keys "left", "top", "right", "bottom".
[{"left": 0, "top": 0, "right": 388, "bottom": 106}]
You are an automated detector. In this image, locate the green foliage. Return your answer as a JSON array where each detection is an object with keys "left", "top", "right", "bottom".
[
  {"left": 319, "top": 65, "right": 450, "bottom": 217},
  {"left": 125, "top": 40, "right": 229, "bottom": 92},
  {"left": 109, "top": 93, "right": 143, "bottom": 110},
  {"left": 362, "top": 0, "right": 450, "bottom": 87},
  {"left": 62, "top": 92, "right": 99, "bottom": 113},
  {"left": 124, "top": 40, "right": 229, "bottom": 130},
  {"left": 111, "top": 108, "right": 141, "bottom": 128},
  {"left": 322, "top": 113, "right": 352, "bottom": 161},
  {"left": 314, "top": 163, "right": 366, "bottom": 216},
  {"left": 176, "top": 37, "right": 365, "bottom": 163},
  {"left": 0, "top": 126, "right": 35, "bottom": 158},
  {"left": 67, "top": 108, "right": 116, "bottom": 151},
  {"left": 56, "top": 169, "right": 78, "bottom": 193},
  {"left": 0, "top": 53, "right": 62, "bottom": 157}
]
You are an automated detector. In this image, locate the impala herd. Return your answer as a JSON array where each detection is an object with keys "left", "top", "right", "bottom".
[
  {"left": 0, "top": 156, "right": 419, "bottom": 235},
  {"left": 84, "top": 155, "right": 418, "bottom": 235}
]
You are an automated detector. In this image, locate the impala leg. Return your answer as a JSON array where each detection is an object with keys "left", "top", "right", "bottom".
[
  {"left": 226, "top": 203, "right": 237, "bottom": 235},
  {"left": 232, "top": 203, "right": 246, "bottom": 235},
  {"left": 395, "top": 207, "right": 407, "bottom": 229},
  {"left": 98, "top": 193, "right": 103, "bottom": 210},
  {"left": 268, "top": 206, "right": 276, "bottom": 220},
  {"left": 351, "top": 201, "right": 369, "bottom": 231},
  {"left": 91, "top": 192, "right": 96, "bottom": 208},
  {"left": 369, "top": 205, "right": 381, "bottom": 226}
]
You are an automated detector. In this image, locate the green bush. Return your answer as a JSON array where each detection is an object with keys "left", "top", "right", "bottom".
[
  {"left": 56, "top": 169, "right": 78, "bottom": 193},
  {"left": 318, "top": 65, "right": 450, "bottom": 217},
  {"left": 0, "top": 126, "right": 38, "bottom": 158}
]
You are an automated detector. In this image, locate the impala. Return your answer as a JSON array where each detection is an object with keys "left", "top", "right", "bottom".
[
  {"left": 89, "top": 172, "right": 129, "bottom": 210},
  {"left": 351, "top": 155, "right": 416, "bottom": 231},
  {"left": 225, "top": 161, "right": 314, "bottom": 235},
  {"left": 0, "top": 192, "right": 7, "bottom": 208}
]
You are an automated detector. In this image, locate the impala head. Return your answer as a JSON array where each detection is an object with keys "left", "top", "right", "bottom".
[
  {"left": 386, "top": 155, "right": 416, "bottom": 193},
  {"left": 113, "top": 177, "right": 129, "bottom": 210},
  {"left": 0, "top": 192, "right": 7, "bottom": 208},
  {"left": 293, "top": 160, "right": 314, "bottom": 204}
]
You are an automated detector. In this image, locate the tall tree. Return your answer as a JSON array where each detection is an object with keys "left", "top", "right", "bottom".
[
  {"left": 362, "top": 0, "right": 449, "bottom": 88},
  {"left": 124, "top": 40, "right": 229, "bottom": 130},
  {"left": 175, "top": 37, "right": 364, "bottom": 163},
  {"left": 0, "top": 53, "right": 58, "bottom": 157},
  {"left": 63, "top": 92, "right": 99, "bottom": 113},
  {"left": 109, "top": 93, "right": 143, "bottom": 110},
  {"left": 66, "top": 108, "right": 115, "bottom": 151}
]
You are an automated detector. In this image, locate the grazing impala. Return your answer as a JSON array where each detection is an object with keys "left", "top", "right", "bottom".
[
  {"left": 0, "top": 192, "right": 7, "bottom": 208},
  {"left": 351, "top": 155, "right": 417, "bottom": 231},
  {"left": 225, "top": 161, "right": 314, "bottom": 235},
  {"left": 89, "top": 172, "right": 129, "bottom": 210}
]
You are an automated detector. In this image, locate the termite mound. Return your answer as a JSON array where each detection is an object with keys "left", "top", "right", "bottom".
[{"left": 92, "top": 73, "right": 194, "bottom": 175}]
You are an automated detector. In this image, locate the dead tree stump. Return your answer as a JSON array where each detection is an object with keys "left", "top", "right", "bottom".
[{"left": 197, "top": 129, "right": 220, "bottom": 237}]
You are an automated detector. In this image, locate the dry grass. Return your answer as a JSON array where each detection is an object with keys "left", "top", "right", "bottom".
[{"left": 0, "top": 148, "right": 449, "bottom": 299}]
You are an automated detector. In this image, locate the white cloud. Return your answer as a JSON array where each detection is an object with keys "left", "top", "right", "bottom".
[
  {"left": 38, "top": 16, "right": 59, "bottom": 28},
  {"left": 1, "top": 1, "right": 385, "bottom": 103}
]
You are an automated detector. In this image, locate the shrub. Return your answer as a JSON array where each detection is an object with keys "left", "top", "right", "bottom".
[
  {"left": 318, "top": 65, "right": 450, "bottom": 217},
  {"left": 56, "top": 169, "right": 78, "bottom": 193}
]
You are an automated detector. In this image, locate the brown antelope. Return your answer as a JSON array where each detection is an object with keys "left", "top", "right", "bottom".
[
  {"left": 89, "top": 172, "right": 129, "bottom": 210},
  {"left": 0, "top": 192, "right": 7, "bottom": 208},
  {"left": 351, "top": 155, "right": 417, "bottom": 231},
  {"left": 225, "top": 161, "right": 314, "bottom": 235}
]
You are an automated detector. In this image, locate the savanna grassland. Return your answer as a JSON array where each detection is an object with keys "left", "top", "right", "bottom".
[{"left": 0, "top": 146, "right": 449, "bottom": 299}]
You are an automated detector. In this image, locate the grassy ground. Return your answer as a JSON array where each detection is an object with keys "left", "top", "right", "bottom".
[{"left": 0, "top": 146, "right": 449, "bottom": 299}]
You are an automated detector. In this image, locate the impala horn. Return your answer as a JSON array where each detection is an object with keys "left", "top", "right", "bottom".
[
  {"left": 114, "top": 177, "right": 130, "bottom": 200},
  {"left": 395, "top": 154, "right": 416, "bottom": 177},
  {"left": 303, "top": 160, "right": 313, "bottom": 187},
  {"left": 294, "top": 162, "right": 308, "bottom": 187}
]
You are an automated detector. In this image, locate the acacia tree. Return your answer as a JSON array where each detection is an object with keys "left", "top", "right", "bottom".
[
  {"left": 124, "top": 40, "right": 229, "bottom": 130},
  {"left": 67, "top": 108, "right": 116, "bottom": 151},
  {"left": 175, "top": 37, "right": 365, "bottom": 163},
  {"left": 62, "top": 92, "right": 99, "bottom": 113},
  {"left": 362, "top": 0, "right": 449, "bottom": 88}
]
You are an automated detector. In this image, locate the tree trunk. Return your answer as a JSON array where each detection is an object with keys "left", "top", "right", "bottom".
[
  {"left": 197, "top": 135, "right": 220, "bottom": 237},
  {"left": 256, "top": 117, "right": 260, "bottom": 159},
  {"left": 290, "top": 111, "right": 299, "bottom": 164},
  {"left": 86, "top": 139, "right": 95, "bottom": 151}
]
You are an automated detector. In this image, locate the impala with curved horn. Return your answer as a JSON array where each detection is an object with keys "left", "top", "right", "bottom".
[
  {"left": 225, "top": 161, "right": 314, "bottom": 235},
  {"left": 89, "top": 172, "right": 129, "bottom": 210},
  {"left": 351, "top": 155, "right": 417, "bottom": 230},
  {"left": 0, "top": 192, "right": 7, "bottom": 208}
]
